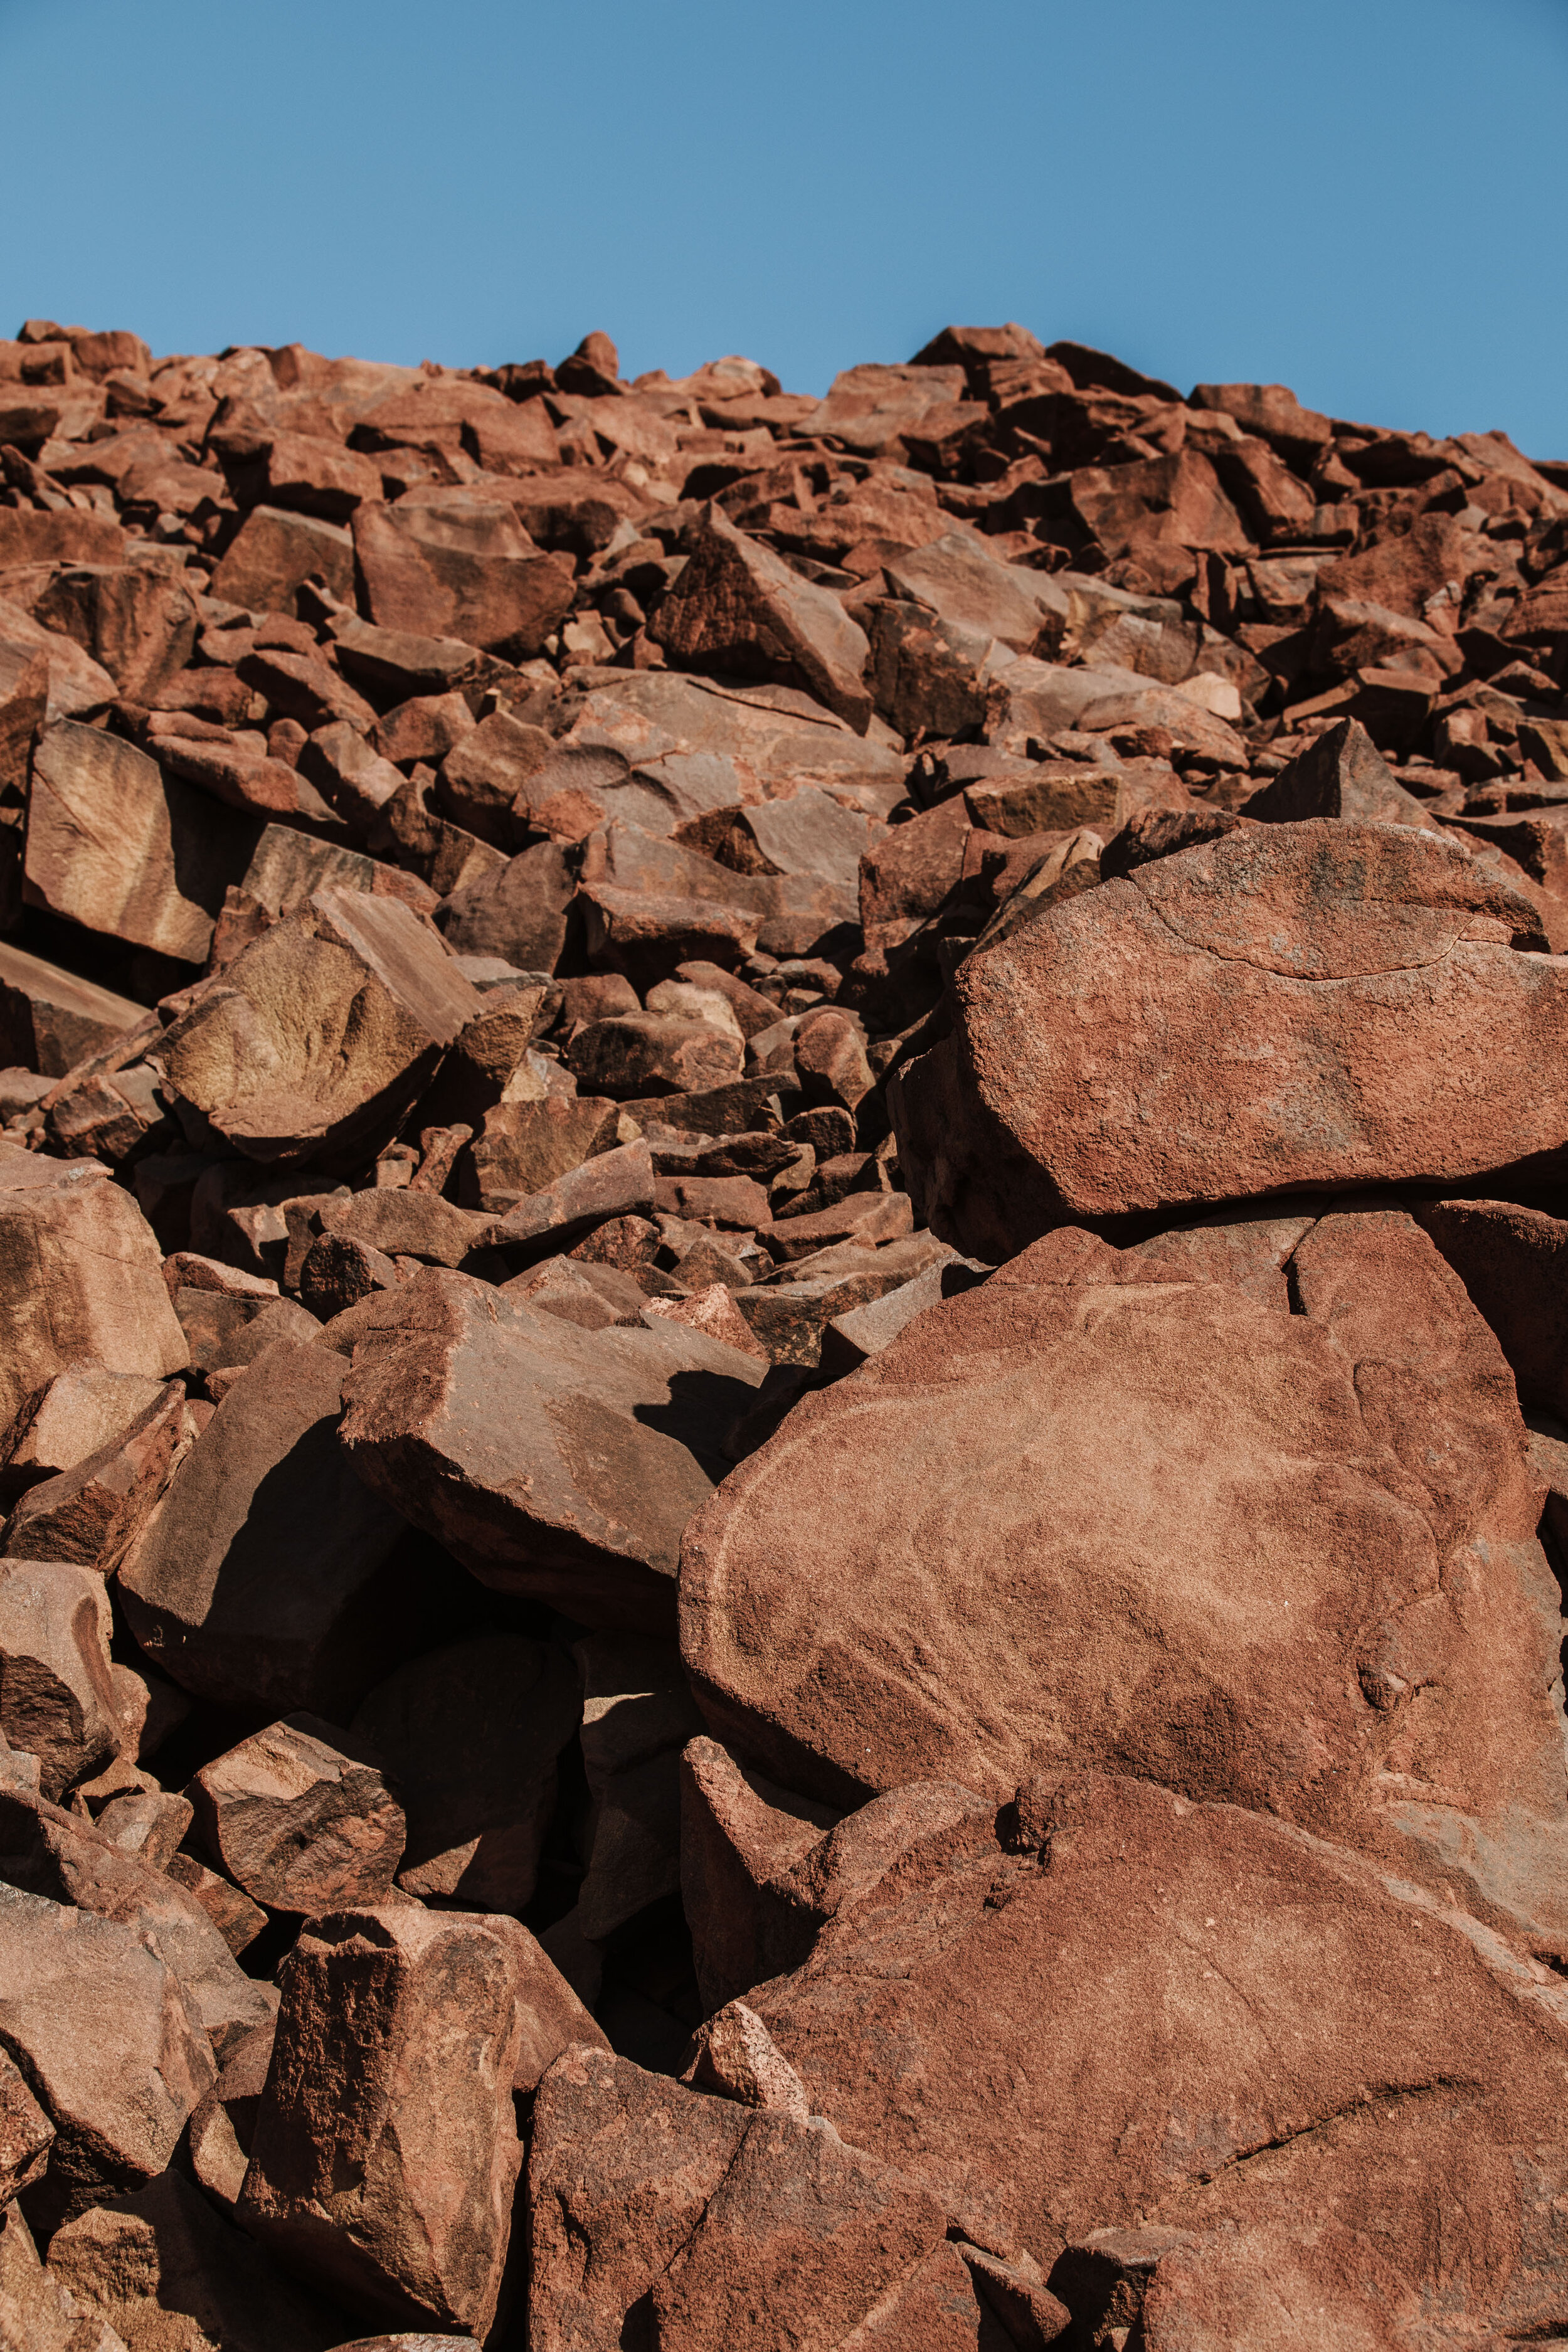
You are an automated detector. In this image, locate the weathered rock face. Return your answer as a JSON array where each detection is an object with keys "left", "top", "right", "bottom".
[
  {"left": 238, "top": 1906, "right": 527, "bottom": 2338},
  {"left": 0, "top": 1173, "right": 187, "bottom": 1426},
  {"left": 0, "top": 1559, "right": 121, "bottom": 1800},
  {"left": 339, "top": 1268, "right": 765, "bottom": 1633},
  {"left": 188, "top": 1715, "right": 407, "bottom": 1915},
  {"left": 683, "top": 1210, "right": 1568, "bottom": 1947},
  {"left": 893, "top": 822, "right": 1568, "bottom": 1254},
  {"left": 48, "top": 2168, "right": 343, "bottom": 2352},
  {"left": 159, "top": 887, "right": 484, "bottom": 1170},
  {"left": 24, "top": 722, "right": 260, "bottom": 963},
  {"left": 749, "top": 1770, "right": 1568, "bottom": 2343},
  {"left": 527, "top": 2042, "right": 964, "bottom": 2352},
  {"left": 0, "top": 1878, "right": 215, "bottom": 2227},
  {"left": 12, "top": 312, "right": 1568, "bottom": 2350}
]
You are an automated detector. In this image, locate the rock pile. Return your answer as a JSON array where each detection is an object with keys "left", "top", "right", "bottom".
[{"left": 0, "top": 309, "right": 1566, "bottom": 2344}]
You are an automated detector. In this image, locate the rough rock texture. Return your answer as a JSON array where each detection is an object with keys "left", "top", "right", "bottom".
[
  {"left": 0, "top": 1174, "right": 186, "bottom": 1426},
  {"left": 893, "top": 822, "right": 1568, "bottom": 1254},
  {"left": 6, "top": 313, "right": 1568, "bottom": 2348},
  {"left": 682, "top": 1210, "right": 1568, "bottom": 1949},
  {"left": 238, "top": 1906, "right": 527, "bottom": 2339},
  {"left": 750, "top": 1770, "right": 1568, "bottom": 2341}
]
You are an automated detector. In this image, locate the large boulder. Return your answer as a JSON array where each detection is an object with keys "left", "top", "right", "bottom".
[
  {"left": 749, "top": 1769, "right": 1568, "bottom": 2341},
  {"left": 338, "top": 1268, "right": 766, "bottom": 1634},
  {"left": 681, "top": 1211, "right": 1568, "bottom": 1949},
  {"left": 891, "top": 820, "right": 1568, "bottom": 1254}
]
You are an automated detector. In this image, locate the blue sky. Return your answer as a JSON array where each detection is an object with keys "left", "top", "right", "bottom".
[{"left": 3, "top": 0, "right": 1565, "bottom": 455}]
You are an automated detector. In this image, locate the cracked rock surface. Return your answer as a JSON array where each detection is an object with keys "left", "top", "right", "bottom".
[{"left": 1, "top": 312, "right": 1568, "bottom": 2343}]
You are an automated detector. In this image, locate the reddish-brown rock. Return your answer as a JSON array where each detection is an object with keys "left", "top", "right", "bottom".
[
  {"left": 238, "top": 1905, "right": 527, "bottom": 2338},
  {"left": 684, "top": 1210, "right": 1568, "bottom": 1946},
  {"left": 188, "top": 1715, "right": 406, "bottom": 1914},
  {"left": 652, "top": 504, "right": 873, "bottom": 733},
  {"left": 750, "top": 1769, "right": 1568, "bottom": 2339},
  {"left": 339, "top": 1267, "right": 766, "bottom": 1633},
  {"left": 893, "top": 820, "right": 1568, "bottom": 1250}
]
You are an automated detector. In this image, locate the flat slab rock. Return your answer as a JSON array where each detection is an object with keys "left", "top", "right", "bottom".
[
  {"left": 892, "top": 818, "right": 1568, "bottom": 1255},
  {"left": 339, "top": 1268, "right": 767, "bottom": 1633},
  {"left": 681, "top": 1208, "right": 1568, "bottom": 1949}
]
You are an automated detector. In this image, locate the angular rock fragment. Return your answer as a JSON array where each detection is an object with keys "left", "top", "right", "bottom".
[
  {"left": 0, "top": 1559, "right": 120, "bottom": 1799},
  {"left": 527, "top": 2043, "right": 949, "bottom": 2352},
  {"left": 0, "top": 1781, "right": 275, "bottom": 2062},
  {"left": 0, "top": 945, "right": 147, "bottom": 1081},
  {"left": 2, "top": 1385, "right": 191, "bottom": 1577},
  {"left": 159, "top": 887, "right": 484, "bottom": 1170},
  {"left": 188, "top": 1715, "right": 406, "bottom": 1914},
  {"left": 339, "top": 1268, "right": 766, "bottom": 1632},
  {"left": 0, "top": 1369, "right": 168, "bottom": 1506},
  {"left": 49, "top": 2167, "right": 342, "bottom": 2352},
  {"left": 0, "top": 1879, "right": 214, "bottom": 2226},
  {"left": 239, "top": 1905, "right": 527, "bottom": 2338},
  {"left": 26, "top": 723, "right": 262, "bottom": 963},
  {"left": 119, "top": 1340, "right": 426, "bottom": 1719},
  {"left": 0, "top": 1170, "right": 188, "bottom": 1426},
  {"left": 652, "top": 503, "right": 873, "bottom": 732}
]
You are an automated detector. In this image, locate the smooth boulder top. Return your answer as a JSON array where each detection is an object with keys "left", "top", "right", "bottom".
[
  {"left": 681, "top": 1210, "right": 1568, "bottom": 1949},
  {"left": 892, "top": 818, "right": 1568, "bottom": 1254}
]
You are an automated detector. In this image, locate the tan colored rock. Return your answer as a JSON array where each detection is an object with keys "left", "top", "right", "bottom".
[
  {"left": 238, "top": 1906, "right": 528, "bottom": 2338},
  {"left": 467, "top": 1094, "right": 620, "bottom": 1214},
  {"left": 25, "top": 723, "right": 261, "bottom": 963},
  {"left": 0, "top": 1559, "right": 120, "bottom": 1800},
  {"left": 350, "top": 1637, "right": 578, "bottom": 1909},
  {"left": 188, "top": 1715, "right": 406, "bottom": 1915},
  {"left": 0, "top": 1171, "right": 187, "bottom": 1426},
  {"left": 158, "top": 887, "right": 484, "bottom": 1171}
]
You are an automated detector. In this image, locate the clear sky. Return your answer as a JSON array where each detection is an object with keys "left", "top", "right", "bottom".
[{"left": 3, "top": 0, "right": 1565, "bottom": 456}]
